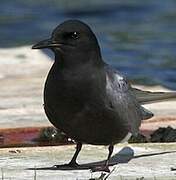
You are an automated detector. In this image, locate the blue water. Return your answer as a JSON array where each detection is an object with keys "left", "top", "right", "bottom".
[{"left": 1, "top": 0, "right": 176, "bottom": 89}]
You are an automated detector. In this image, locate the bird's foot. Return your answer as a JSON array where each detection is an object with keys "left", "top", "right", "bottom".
[
  {"left": 91, "top": 165, "right": 110, "bottom": 173},
  {"left": 53, "top": 161, "right": 79, "bottom": 169}
]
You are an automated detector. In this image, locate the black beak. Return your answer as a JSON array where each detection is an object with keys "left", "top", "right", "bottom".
[{"left": 32, "top": 39, "right": 63, "bottom": 49}]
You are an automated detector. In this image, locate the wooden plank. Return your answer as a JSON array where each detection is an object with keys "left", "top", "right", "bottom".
[{"left": 0, "top": 143, "right": 175, "bottom": 179}]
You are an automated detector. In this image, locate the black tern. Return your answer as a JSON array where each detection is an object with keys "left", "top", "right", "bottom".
[{"left": 32, "top": 19, "right": 176, "bottom": 172}]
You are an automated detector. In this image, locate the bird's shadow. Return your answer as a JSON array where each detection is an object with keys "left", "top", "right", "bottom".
[{"left": 27, "top": 146, "right": 176, "bottom": 171}]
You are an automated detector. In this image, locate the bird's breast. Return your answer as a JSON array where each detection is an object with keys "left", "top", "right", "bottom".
[
  {"left": 44, "top": 65, "right": 104, "bottom": 126},
  {"left": 43, "top": 64, "right": 128, "bottom": 145}
]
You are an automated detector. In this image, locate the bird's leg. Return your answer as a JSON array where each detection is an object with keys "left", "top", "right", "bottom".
[
  {"left": 68, "top": 142, "right": 82, "bottom": 166},
  {"left": 91, "top": 144, "right": 114, "bottom": 173},
  {"left": 105, "top": 144, "right": 114, "bottom": 167},
  {"left": 53, "top": 142, "right": 82, "bottom": 168}
]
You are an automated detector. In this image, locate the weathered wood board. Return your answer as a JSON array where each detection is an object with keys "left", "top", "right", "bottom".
[{"left": 0, "top": 143, "right": 175, "bottom": 179}]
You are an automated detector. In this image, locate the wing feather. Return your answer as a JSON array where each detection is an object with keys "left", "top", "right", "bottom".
[
  {"left": 105, "top": 66, "right": 153, "bottom": 135},
  {"left": 132, "top": 88, "right": 176, "bottom": 104}
]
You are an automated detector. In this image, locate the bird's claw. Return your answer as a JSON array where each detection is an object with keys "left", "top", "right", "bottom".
[
  {"left": 91, "top": 165, "right": 110, "bottom": 173},
  {"left": 53, "top": 162, "right": 79, "bottom": 169}
]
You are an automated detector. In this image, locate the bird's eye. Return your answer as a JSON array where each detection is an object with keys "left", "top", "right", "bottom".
[
  {"left": 63, "top": 32, "right": 80, "bottom": 40},
  {"left": 70, "top": 32, "right": 79, "bottom": 39}
]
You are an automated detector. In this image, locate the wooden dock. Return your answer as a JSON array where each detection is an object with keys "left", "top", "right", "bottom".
[{"left": 0, "top": 143, "right": 175, "bottom": 179}]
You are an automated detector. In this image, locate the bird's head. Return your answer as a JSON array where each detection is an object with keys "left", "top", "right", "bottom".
[{"left": 32, "top": 20, "right": 102, "bottom": 66}]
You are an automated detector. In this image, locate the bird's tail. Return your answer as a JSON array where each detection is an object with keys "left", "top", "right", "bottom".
[{"left": 132, "top": 88, "right": 176, "bottom": 105}]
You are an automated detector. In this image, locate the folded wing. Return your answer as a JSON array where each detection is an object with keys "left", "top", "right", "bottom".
[
  {"left": 105, "top": 66, "right": 152, "bottom": 136},
  {"left": 132, "top": 88, "right": 176, "bottom": 105}
]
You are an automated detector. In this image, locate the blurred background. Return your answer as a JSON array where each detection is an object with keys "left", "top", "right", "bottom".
[
  {"left": 0, "top": 0, "right": 176, "bottom": 128},
  {"left": 1, "top": 0, "right": 176, "bottom": 88}
]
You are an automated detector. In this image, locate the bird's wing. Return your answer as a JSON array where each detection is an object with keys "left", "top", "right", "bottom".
[
  {"left": 105, "top": 66, "right": 153, "bottom": 135},
  {"left": 132, "top": 88, "right": 176, "bottom": 105}
]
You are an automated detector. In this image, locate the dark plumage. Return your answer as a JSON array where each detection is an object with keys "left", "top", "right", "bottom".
[{"left": 32, "top": 20, "right": 176, "bottom": 172}]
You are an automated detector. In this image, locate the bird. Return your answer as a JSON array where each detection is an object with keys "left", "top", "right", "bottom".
[{"left": 32, "top": 19, "right": 176, "bottom": 172}]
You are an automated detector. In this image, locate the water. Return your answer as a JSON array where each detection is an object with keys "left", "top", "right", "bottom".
[{"left": 0, "top": 0, "right": 176, "bottom": 89}]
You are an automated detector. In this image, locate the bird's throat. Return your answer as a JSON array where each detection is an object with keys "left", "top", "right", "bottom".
[{"left": 54, "top": 49, "right": 103, "bottom": 71}]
